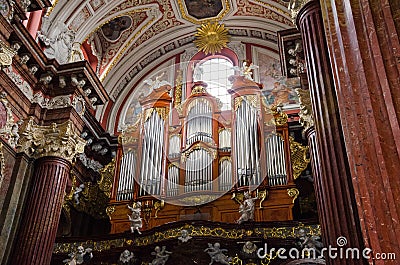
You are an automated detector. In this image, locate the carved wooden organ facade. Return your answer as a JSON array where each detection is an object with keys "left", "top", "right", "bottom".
[{"left": 108, "top": 76, "right": 304, "bottom": 233}]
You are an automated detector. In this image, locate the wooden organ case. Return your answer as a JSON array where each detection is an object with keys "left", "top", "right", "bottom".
[{"left": 107, "top": 76, "right": 298, "bottom": 233}]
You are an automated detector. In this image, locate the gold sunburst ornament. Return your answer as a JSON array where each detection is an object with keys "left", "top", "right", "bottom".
[{"left": 194, "top": 21, "right": 230, "bottom": 55}]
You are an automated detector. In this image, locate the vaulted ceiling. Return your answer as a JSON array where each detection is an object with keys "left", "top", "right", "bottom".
[{"left": 44, "top": 0, "right": 294, "bottom": 132}]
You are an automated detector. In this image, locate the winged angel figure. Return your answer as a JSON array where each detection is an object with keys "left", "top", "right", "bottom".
[
  {"left": 143, "top": 72, "right": 171, "bottom": 90},
  {"left": 231, "top": 61, "right": 259, "bottom": 81}
]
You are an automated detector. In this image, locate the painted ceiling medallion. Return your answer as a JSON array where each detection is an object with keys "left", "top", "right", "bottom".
[{"left": 194, "top": 22, "right": 229, "bottom": 55}]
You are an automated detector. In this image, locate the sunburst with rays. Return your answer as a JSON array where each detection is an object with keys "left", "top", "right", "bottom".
[{"left": 194, "top": 21, "right": 230, "bottom": 55}]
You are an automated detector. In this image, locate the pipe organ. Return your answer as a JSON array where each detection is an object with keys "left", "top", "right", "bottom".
[
  {"left": 108, "top": 76, "right": 303, "bottom": 233},
  {"left": 116, "top": 150, "right": 136, "bottom": 201}
]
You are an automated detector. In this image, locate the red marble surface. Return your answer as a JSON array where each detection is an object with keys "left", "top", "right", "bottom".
[
  {"left": 10, "top": 157, "right": 71, "bottom": 265},
  {"left": 319, "top": 0, "right": 400, "bottom": 263},
  {"left": 297, "top": 1, "right": 366, "bottom": 264}
]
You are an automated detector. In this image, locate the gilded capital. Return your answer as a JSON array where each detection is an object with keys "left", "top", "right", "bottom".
[
  {"left": 17, "top": 118, "right": 86, "bottom": 162},
  {"left": 288, "top": 0, "right": 313, "bottom": 21},
  {"left": 295, "top": 88, "right": 314, "bottom": 131},
  {"left": 0, "top": 40, "right": 16, "bottom": 68}
]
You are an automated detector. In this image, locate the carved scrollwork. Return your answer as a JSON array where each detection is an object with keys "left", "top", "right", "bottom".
[
  {"left": 289, "top": 136, "right": 310, "bottom": 179},
  {"left": 98, "top": 159, "right": 116, "bottom": 198},
  {"left": 144, "top": 107, "right": 168, "bottom": 122},
  {"left": 287, "top": 188, "right": 300, "bottom": 203}
]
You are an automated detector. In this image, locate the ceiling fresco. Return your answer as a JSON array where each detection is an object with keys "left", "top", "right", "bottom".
[
  {"left": 44, "top": 0, "right": 293, "bottom": 130},
  {"left": 184, "top": 0, "right": 224, "bottom": 19}
]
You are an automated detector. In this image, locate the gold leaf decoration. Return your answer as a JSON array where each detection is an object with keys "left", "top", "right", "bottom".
[
  {"left": 289, "top": 136, "right": 310, "bottom": 179},
  {"left": 194, "top": 22, "right": 230, "bottom": 55},
  {"left": 98, "top": 159, "right": 116, "bottom": 198}
]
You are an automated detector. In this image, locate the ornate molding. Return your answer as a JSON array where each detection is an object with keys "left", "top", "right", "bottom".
[
  {"left": 53, "top": 223, "right": 321, "bottom": 254},
  {"left": 191, "top": 84, "right": 208, "bottom": 95},
  {"left": 17, "top": 118, "right": 86, "bottom": 162},
  {"left": 289, "top": 136, "right": 310, "bottom": 179},
  {"left": 295, "top": 88, "right": 314, "bottom": 131},
  {"left": 144, "top": 107, "right": 168, "bottom": 122},
  {"left": 181, "top": 143, "right": 217, "bottom": 162},
  {"left": 234, "top": 95, "right": 260, "bottom": 112}
]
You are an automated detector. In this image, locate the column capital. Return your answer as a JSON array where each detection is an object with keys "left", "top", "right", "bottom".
[
  {"left": 295, "top": 88, "right": 314, "bottom": 131},
  {"left": 288, "top": 0, "right": 314, "bottom": 21},
  {"left": 17, "top": 118, "right": 86, "bottom": 162}
]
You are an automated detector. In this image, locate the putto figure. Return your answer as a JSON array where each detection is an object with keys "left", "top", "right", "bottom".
[
  {"left": 150, "top": 246, "right": 172, "bottom": 265},
  {"left": 178, "top": 229, "right": 192, "bottom": 243},
  {"left": 63, "top": 245, "right": 93, "bottom": 265},
  {"left": 204, "top": 242, "right": 231, "bottom": 265},
  {"left": 118, "top": 249, "right": 135, "bottom": 265},
  {"left": 237, "top": 191, "right": 258, "bottom": 224},
  {"left": 127, "top": 202, "right": 142, "bottom": 234}
]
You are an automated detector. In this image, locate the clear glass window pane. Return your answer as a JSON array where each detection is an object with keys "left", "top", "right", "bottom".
[{"left": 193, "top": 58, "right": 234, "bottom": 110}]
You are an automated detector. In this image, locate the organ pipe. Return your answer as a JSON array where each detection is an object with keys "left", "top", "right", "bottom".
[
  {"left": 138, "top": 110, "right": 165, "bottom": 196},
  {"left": 265, "top": 133, "right": 287, "bottom": 186},
  {"left": 117, "top": 151, "right": 136, "bottom": 201},
  {"left": 234, "top": 98, "right": 260, "bottom": 187}
]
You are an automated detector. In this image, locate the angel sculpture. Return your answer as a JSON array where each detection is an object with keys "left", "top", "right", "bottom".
[
  {"left": 143, "top": 72, "right": 171, "bottom": 90},
  {"left": 118, "top": 249, "right": 136, "bottom": 265},
  {"left": 150, "top": 246, "right": 172, "bottom": 265},
  {"left": 37, "top": 18, "right": 76, "bottom": 64},
  {"left": 297, "top": 228, "right": 324, "bottom": 256},
  {"left": 237, "top": 191, "right": 258, "bottom": 224},
  {"left": 63, "top": 246, "right": 93, "bottom": 265},
  {"left": 204, "top": 243, "right": 231, "bottom": 265},
  {"left": 73, "top": 184, "right": 85, "bottom": 205},
  {"left": 127, "top": 202, "right": 142, "bottom": 234},
  {"left": 178, "top": 229, "right": 192, "bottom": 243},
  {"left": 232, "top": 61, "right": 259, "bottom": 81}
]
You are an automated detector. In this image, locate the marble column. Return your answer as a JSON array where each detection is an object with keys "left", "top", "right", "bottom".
[
  {"left": 319, "top": 0, "right": 400, "bottom": 262},
  {"left": 9, "top": 118, "right": 85, "bottom": 265},
  {"left": 292, "top": 2, "right": 365, "bottom": 264}
]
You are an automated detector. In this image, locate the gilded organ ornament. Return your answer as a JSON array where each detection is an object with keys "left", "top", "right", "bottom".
[
  {"left": 194, "top": 22, "right": 230, "bottom": 55},
  {"left": 289, "top": 136, "right": 310, "bottom": 179}
]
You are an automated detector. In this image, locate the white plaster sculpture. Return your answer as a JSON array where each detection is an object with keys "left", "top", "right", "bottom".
[
  {"left": 119, "top": 249, "right": 135, "bottom": 264},
  {"left": 37, "top": 19, "right": 76, "bottom": 64},
  {"left": 178, "top": 229, "right": 192, "bottom": 243},
  {"left": 127, "top": 202, "right": 143, "bottom": 234},
  {"left": 63, "top": 245, "right": 93, "bottom": 265},
  {"left": 150, "top": 246, "right": 172, "bottom": 265},
  {"left": 73, "top": 184, "right": 85, "bottom": 205},
  {"left": 204, "top": 243, "right": 231, "bottom": 265},
  {"left": 237, "top": 191, "right": 257, "bottom": 224}
]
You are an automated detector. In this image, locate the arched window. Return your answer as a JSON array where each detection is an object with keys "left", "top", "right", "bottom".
[{"left": 193, "top": 57, "right": 234, "bottom": 110}]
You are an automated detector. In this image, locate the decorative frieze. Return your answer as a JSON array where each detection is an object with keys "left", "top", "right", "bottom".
[{"left": 17, "top": 118, "right": 86, "bottom": 162}]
